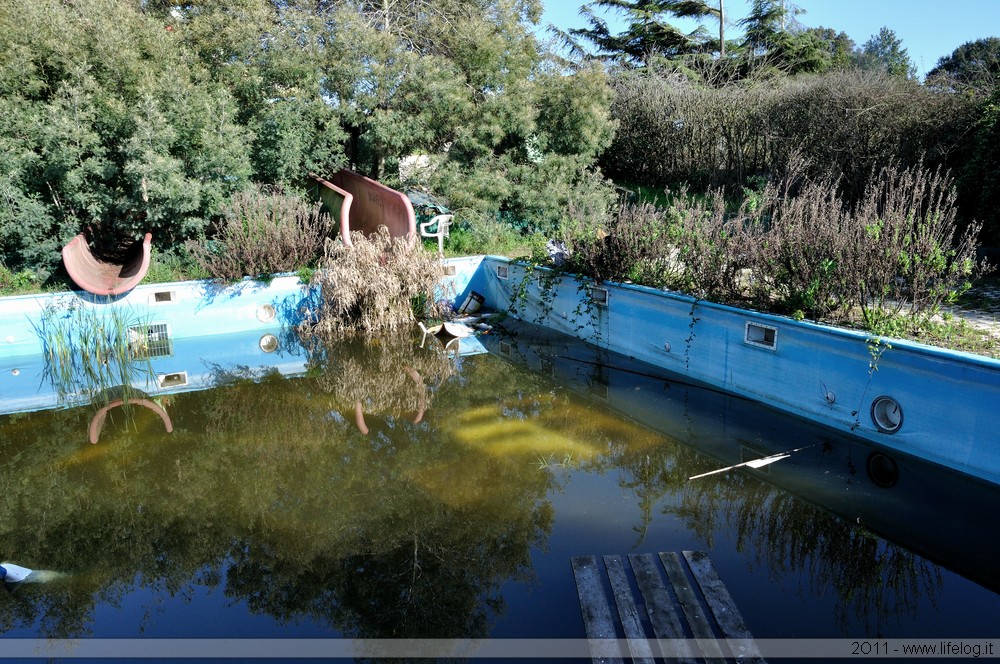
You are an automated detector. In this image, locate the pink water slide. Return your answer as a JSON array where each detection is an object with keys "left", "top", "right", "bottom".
[
  {"left": 310, "top": 170, "right": 417, "bottom": 247},
  {"left": 89, "top": 398, "right": 174, "bottom": 444},
  {"left": 62, "top": 232, "right": 153, "bottom": 296}
]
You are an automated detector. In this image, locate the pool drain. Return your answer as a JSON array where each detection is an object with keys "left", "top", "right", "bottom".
[{"left": 870, "top": 396, "right": 903, "bottom": 433}]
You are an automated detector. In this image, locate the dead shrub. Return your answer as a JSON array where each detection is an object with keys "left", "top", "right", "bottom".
[
  {"left": 563, "top": 201, "right": 679, "bottom": 287},
  {"left": 842, "top": 162, "right": 983, "bottom": 326},
  {"left": 302, "top": 227, "right": 449, "bottom": 339},
  {"left": 189, "top": 188, "right": 333, "bottom": 280}
]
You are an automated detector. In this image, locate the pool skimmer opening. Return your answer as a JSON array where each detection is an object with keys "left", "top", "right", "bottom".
[
  {"left": 157, "top": 371, "right": 188, "bottom": 388},
  {"left": 745, "top": 322, "right": 778, "bottom": 350},
  {"left": 589, "top": 287, "right": 609, "bottom": 307}
]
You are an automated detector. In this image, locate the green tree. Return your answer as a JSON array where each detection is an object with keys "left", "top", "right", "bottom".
[
  {"left": 666, "top": 0, "right": 726, "bottom": 56},
  {"left": 857, "top": 26, "right": 916, "bottom": 79},
  {"left": 739, "top": 1, "right": 841, "bottom": 75},
  {"left": 0, "top": 0, "right": 616, "bottom": 275},
  {"left": 927, "top": 37, "right": 1000, "bottom": 94},
  {"left": 0, "top": 0, "right": 255, "bottom": 275},
  {"left": 314, "top": 0, "right": 615, "bottom": 232},
  {"left": 803, "top": 27, "right": 857, "bottom": 70},
  {"left": 569, "top": 0, "right": 724, "bottom": 66}
]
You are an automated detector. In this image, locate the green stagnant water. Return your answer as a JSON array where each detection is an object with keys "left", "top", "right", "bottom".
[{"left": 0, "top": 320, "right": 998, "bottom": 661}]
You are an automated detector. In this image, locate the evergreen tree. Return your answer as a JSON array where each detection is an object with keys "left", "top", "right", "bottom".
[
  {"left": 927, "top": 37, "right": 1000, "bottom": 94},
  {"left": 857, "top": 27, "right": 916, "bottom": 79},
  {"left": 569, "top": 0, "right": 726, "bottom": 66}
]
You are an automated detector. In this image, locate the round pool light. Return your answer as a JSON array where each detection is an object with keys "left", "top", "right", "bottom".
[
  {"left": 259, "top": 334, "right": 279, "bottom": 353},
  {"left": 870, "top": 396, "right": 903, "bottom": 433},
  {"left": 256, "top": 304, "right": 276, "bottom": 323}
]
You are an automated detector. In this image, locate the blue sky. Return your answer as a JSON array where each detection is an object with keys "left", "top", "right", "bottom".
[{"left": 540, "top": 0, "right": 1000, "bottom": 78}]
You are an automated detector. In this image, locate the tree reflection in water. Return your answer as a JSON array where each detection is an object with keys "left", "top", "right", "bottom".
[
  {"left": 0, "top": 323, "right": 988, "bottom": 644},
  {"left": 666, "top": 475, "right": 942, "bottom": 635},
  {"left": 489, "top": 323, "right": 951, "bottom": 638},
  {"left": 0, "top": 335, "right": 558, "bottom": 641}
]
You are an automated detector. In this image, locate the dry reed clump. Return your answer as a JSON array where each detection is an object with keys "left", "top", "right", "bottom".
[
  {"left": 188, "top": 188, "right": 333, "bottom": 280},
  {"left": 302, "top": 227, "right": 449, "bottom": 339}
]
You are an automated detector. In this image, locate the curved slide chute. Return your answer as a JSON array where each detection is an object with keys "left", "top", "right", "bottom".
[
  {"left": 89, "top": 398, "right": 174, "bottom": 444},
  {"left": 309, "top": 170, "right": 417, "bottom": 248},
  {"left": 62, "top": 232, "right": 153, "bottom": 296}
]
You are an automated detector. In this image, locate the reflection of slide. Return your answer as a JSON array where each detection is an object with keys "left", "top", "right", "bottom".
[
  {"left": 353, "top": 367, "right": 426, "bottom": 435},
  {"left": 310, "top": 170, "right": 416, "bottom": 248},
  {"left": 89, "top": 398, "right": 174, "bottom": 444},
  {"left": 62, "top": 233, "right": 153, "bottom": 296}
]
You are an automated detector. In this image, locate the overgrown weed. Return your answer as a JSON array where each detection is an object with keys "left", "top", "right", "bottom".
[
  {"left": 444, "top": 210, "right": 545, "bottom": 258},
  {"left": 560, "top": 159, "right": 985, "bottom": 341},
  {"left": 34, "top": 300, "right": 158, "bottom": 416},
  {"left": 187, "top": 187, "right": 333, "bottom": 280},
  {"left": 0, "top": 263, "right": 40, "bottom": 295}
]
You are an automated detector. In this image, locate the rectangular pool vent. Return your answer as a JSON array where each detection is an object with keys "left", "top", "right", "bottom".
[
  {"left": 129, "top": 323, "right": 173, "bottom": 359},
  {"left": 499, "top": 340, "right": 512, "bottom": 357},
  {"left": 496, "top": 264, "right": 509, "bottom": 280},
  {"left": 744, "top": 322, "right": 778, "bottom": 350},
  {"left": 157, "top": 371, "right": 188, "bottom": 388},
  {"left": 443, "top": 264, "right": 457, "bottom": 276},
  {"left": 589, "top": 287, "right": 609, "bottom": 307},
  {"left": 151, "top": 290, "right": 176, "bottom": 304}
]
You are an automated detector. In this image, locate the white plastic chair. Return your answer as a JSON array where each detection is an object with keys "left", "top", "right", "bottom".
[{"left": 419, "top": 213, "right": 453, "bottom": 256}]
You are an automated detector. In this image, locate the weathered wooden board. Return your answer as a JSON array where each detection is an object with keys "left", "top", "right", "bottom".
[
  {"left": 629, "top": 553, "right": 699, "bottom": 664},
  {"left": 572, "top": 555, "right": 625, "bottom": 664},
  {"left": 659, "top": 551, "right": 727, "bottom": 663},
  {"left": 572, "top": 552, "right": 766, "bottom": 664},
  {"left": 684, "top": 550, "right": 767, "bottom": 664},
  {"left": 604, "top": 555, "right": 656, "bottom": 664}
]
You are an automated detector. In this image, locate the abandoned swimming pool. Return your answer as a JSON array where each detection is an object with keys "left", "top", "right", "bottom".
[
  {"left": 0, "top": 260, "right": 999, "bottom": 660},
  {"left": 1, "top": 315, "right": 999, "bottom": 658}
]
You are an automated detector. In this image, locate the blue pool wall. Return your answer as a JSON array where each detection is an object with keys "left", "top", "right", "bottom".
[
  {"left": 0, "top": 275, "right": 316, "bottom": 414},
  {"left": 476, "top": 257, "right": 1000, "bottom": 486},
  {"left": 0, "top": 260, "right": 489, "bottom": 415},
  {"left": 3, "top": 256, "right": 1000, "bottom": 486},
  {"left": 0, "top": 274, "right": 314, "bottom": 356}
]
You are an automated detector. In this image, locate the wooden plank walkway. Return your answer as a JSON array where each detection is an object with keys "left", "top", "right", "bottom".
[{"left": 572, "top": 551, "right": 766, "bottom": 664}]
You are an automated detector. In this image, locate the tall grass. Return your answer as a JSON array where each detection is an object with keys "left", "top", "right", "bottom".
[{"left": 35, "top": 300, "right": 158, "bottom": 414}]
